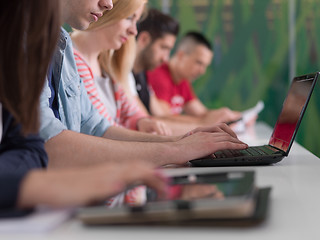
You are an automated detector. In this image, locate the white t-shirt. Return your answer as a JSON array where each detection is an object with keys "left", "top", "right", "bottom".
[
  {"left": 128, "top": 72, "right": 138, "bottom": 96},
  {"left": 95, "top": 75, "right": 117, "bottom": 119},
  {"left": 0, "top": 103, "right": 3, "bottom": 144}
]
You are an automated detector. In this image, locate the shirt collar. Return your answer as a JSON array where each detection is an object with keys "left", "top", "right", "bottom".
[{"left": 58, "top": 27, "right": 69, "bottom": 51}]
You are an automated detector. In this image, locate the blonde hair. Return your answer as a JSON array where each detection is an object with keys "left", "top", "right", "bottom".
[
  {"left": 88, "top": 0, "right": 147, "bottom": 31},
  {"left": 87, "top": 0, "right": 147, "bottom": 97}
]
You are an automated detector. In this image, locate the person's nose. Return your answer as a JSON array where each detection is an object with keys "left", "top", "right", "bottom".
[
  {"left": 99, "top": 0, "right": 113, "bottom": 11},
  {"left": 128, "top": 24, "right": 138, "bottom": 36}
]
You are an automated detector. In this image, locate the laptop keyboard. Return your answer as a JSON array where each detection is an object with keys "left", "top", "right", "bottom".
[{"left": 213, "top": 145, "right": 278, "bottom": 158}]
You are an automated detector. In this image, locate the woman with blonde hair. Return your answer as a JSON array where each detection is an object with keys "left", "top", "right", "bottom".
[{"left": 71, "top": 0, "right": 171, "bottom": 135}]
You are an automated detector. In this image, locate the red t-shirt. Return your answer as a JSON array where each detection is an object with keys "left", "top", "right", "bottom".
[{"left": 147, "top": 63, "right": 196, "bottom": 114}]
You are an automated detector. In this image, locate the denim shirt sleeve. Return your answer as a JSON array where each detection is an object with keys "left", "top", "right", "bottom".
[
  {"left": 39, "top": 28, "right": 110, "bottom": 141},
  {"left": 39, "top": 78, "right": 68, "bottom": 141},
  {"left": 79, "top": 77, "right": 111, "bottom": 136}
]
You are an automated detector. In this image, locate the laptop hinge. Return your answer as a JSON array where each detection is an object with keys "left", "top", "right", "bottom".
[{"left": 267, "top": 144, "right": 287, "bottom": 155}]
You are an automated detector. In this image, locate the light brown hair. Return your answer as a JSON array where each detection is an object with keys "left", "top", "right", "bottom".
[{"left": 0, "top": 0, "right": 61, "bottom": 134}]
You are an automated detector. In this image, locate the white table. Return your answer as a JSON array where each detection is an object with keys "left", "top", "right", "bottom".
[{"left": 2, "top": 122, "right": 320, "bottom": 239}]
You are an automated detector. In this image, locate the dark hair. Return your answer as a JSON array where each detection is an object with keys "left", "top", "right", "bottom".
[
  {"left": 180, "top": 31, "right": 212, "bottom": 51},
  {"left": 137, "top": 8, "right": 180, "bottom": 41},
  {"left": 0, "top": 0, "right": 61, "bottom": 134}
]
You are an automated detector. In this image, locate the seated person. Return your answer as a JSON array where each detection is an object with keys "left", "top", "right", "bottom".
[
  {"left": 132, "top": 10, "right": 244, "bottom": 135},
  {"left": 148, "top": 31, "right": 242, "bottom": 125},
  {"left": 132, "top": 9, "right": 179, "bottom": 116},
  {"left": 0, "top": 0, "right": 167, "bottom": 212},
  {"left": 40, "top": 0, "right": 247, "bottom": 170},
  {"left": 71, "top": 1, "right": 171, "bottom": 136}
]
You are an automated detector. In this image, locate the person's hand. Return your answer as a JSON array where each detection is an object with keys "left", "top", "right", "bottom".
[
  {"left": 202, "top": 108, "right": 242, "bottom": 125},
  {"left": 17, "top": 162, "right": 169, "bottom": 208},
  {"left": 137, "top": 117, "right": 172, "bottom": 136},
  {"left": 181, "top": 123, "right": 239, "bottom": 139},
  {"left": 179, "top": 184, "right": 224, "bottom": 200},
  {"left": 244, "top": 114, "right": 258, "bottom": 127},
  {"left": 172, "top": 123, "right": 248, "bottom": 164}
]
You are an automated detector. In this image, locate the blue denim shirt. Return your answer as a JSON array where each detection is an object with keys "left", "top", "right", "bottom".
[{"left": 39, "top": 28, "right": 111, "bottom": 141}]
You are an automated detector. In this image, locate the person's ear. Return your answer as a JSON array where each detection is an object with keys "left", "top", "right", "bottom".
[
  {"left": 137, "top": 31, "right": 152, "bottom": 47},
  {"left": 175, "top": 50, "right": 185, "bottom": 60}
]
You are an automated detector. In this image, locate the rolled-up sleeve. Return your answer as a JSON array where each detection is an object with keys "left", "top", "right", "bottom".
[
  {"left": 39, "top": 28, "right": 111, "bottom": 141},
  {"left": 0, "top": 109, "right": 48, "bottom": 175},
  {"left": 0, "top": 174, "right": 34, "bottom": 216},
  {"left": 0, "top": 175, "right": 25, "bottom": 210},
  {"left": 39, "top": 79, "right": 67, "bottom": 141}
]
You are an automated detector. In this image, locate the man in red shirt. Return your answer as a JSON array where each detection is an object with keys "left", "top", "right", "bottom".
[
  {"left": 148, "top": 31, "right": 242, "bottom": 124},
  {"left": 148, "top": 63, "right": 197, "bottom": 115}
]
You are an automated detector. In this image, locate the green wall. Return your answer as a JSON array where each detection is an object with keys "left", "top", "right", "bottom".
[{"left": 149, "top": 0, "right": 320, "bottom": 157}]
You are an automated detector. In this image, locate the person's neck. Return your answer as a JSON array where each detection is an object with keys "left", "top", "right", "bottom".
[
  {"left": 168, "top": 58, "right": 182, "bottom": 84},
  {"left": 71, "top": 31, "right": 101, "bottom": 68},
  {"left": 133, "top": 54, "right": 145, "bottom": 75}
]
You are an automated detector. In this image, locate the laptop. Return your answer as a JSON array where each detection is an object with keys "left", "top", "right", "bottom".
[{"left": 190, "top": 72, "right": 319, "bottom": 167}]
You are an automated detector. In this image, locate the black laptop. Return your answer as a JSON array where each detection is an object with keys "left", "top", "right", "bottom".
[{"left": 190, "top": 72, "right": 319, "bottom": 167}]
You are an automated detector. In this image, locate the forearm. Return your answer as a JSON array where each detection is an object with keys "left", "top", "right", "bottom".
[
  {"left": 154, "top": 118, "right": 199, "bottom": 135},
  {"left": 103, "top": 126, "right": 178, "bottom": 142},
  {"left": 157, "top": 114, "right": 204, "bottom": 124},
  {"left": 134, "top": 96, "right": 149, "bottom": 115},
  {"left": 183, "top": 99, "right": 209, "bottom": 117},
  {"left": 45, "top": 130, "right": 180, "bottom": 168},
  {"left": 17, "top": 170, "right": 48, "bottom": 209},
  {"left": 17, "top": 162, "right": 170, "bottom": 209}
]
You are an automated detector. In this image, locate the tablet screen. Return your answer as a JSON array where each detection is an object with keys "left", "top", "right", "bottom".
[{"left": 145, "top": 171, "right": 254, "bottom": 204}]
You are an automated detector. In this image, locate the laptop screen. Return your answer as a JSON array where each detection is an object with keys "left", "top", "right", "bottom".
[{"left": 269, "top": 73, "right": 318, "bottom": 153}]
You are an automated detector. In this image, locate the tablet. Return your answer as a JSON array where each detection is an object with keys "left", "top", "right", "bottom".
[{"left": 77, "top": 171, "right": 269, "bottom": 225}]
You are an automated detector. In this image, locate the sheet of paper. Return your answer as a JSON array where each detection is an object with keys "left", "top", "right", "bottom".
[
  {"left": 0, "top": 207, "right": 74, "bottom": 233},
  {"left": 232, "top": 101, "right": 264, "bottom": 133},
  {"left": 242, "top": 101, "right": 264, "bottom": 124}
]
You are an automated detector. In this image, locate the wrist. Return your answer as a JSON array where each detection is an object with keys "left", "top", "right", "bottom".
[
  {"left": 136, "top": 116, "right": 151, "bottom": 130},
  {"left": 161, "top": 141, "right": 185, "bottom": 165}
]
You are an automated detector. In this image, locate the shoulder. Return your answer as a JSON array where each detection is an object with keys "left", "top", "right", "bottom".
[
  {"left": 147, "top": 64, "right": 171, "bottom": 85},
  {"left": 179, "top": 79, "right": 194, "bottom": 92},
  {"left": 148, "top": 63, "right": 169, "bottom": 76},
  {"left": 73, "top": 49, "right": 88, "bottom": 69},
  {"left": 58, "top": 28, "right": 80, "bottom": 76}
]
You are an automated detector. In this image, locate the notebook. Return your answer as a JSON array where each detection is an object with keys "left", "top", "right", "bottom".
[{"left": 190, "top": 72, "right": 319, "bottom": 167}]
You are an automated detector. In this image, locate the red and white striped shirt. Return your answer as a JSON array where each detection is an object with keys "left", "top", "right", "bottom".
[
  {"left": 74, "top": 49, "right": 148, "bottom": 206},
  {"left": 74, "top": 49, "right": 147, "bottom": 130}
]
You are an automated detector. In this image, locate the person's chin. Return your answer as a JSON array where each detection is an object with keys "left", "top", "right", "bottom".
[
  {"left": 153, "top": 61, "right": 162, "bottom": 69},
  {"left": 114, "top": 43, "right": 123, "bottom": 50},
  {"left": 191, "top": 75, "right": 199, "bottom": 81},
  {"left": 71, "top": 20, "right": 91, "bottom": 31},
  {"left": 81, "top": 23, "right": 91, "bottom": 30}
]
